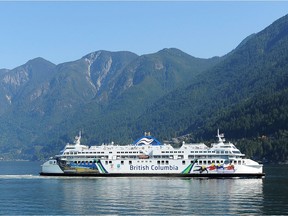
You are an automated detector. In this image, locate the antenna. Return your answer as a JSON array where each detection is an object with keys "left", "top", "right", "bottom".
[
  {"left": 74, "top": 130, "right": 82, "bottom": 145},
  {"left": 217, "top": 129, "right": 225, "bottom": 143}
]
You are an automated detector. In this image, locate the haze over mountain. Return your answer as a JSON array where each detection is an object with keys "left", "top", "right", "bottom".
[{"left": 0, "top": 14, "right": 288, "bottom": 163}]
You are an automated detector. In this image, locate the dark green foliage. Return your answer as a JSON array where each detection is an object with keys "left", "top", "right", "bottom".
[{"left": 131, "top": 15, "right": 288, "bottom": 163}]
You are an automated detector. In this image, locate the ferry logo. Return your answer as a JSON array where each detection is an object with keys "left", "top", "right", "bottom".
[
  {"left": 135, "top": 138, "right": 154, "bottom": 146},
  {"left": 133, "top": 135, "right": 162, "bottom": 146}
]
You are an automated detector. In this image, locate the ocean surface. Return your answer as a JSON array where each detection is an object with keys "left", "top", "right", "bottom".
[{"left": 0, "top": 161, "right": 287, "bottom": 215}]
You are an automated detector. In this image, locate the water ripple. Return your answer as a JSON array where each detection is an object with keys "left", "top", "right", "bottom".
[{"left": 0, "top": 163, "right": 287, "bottom": 215}]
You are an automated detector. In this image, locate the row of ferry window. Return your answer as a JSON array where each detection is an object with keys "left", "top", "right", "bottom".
[
  {"left": 150, "top": 155, "right": 234, "bottom": 159},
  {"left": 160, "top": 150, "right": 240, "bottom": 154},
  {"left": 71, "top": 159, "right": 244, "bottom": 166},
  {"left": 65, "top": 151, "right": 142, "bottom": 155},
  {"left": 160, "top": 150, "right": 219, "bottom": 154},
  {"left": 64, "top": 155, "right": 240, "bottom": 160},
  {"left": 197, "top": 160, "right": 244, "bottom": 165},
  {"left": 64, "top": 152, "right": 105, "bottom": 155},
  {"left": 116, "top": 151, "right": 139, "bottom": 154},
  {"left": 101, "top": 160, "right": 244, "bottom": 165},
  {"left": 161, "top": 151, "right": 185, "bottom": 153}
]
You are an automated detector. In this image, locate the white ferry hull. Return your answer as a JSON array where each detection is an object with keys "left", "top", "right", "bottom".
[{"left": 40, "top": 158, "right": 264, "bottom": 178}]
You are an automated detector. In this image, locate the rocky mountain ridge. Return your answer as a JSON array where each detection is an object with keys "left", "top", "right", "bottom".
[{"left": 0, "top": 48, "right": 220, "bottom": 160}]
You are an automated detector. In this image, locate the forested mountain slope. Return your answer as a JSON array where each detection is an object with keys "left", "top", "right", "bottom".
[
  {"left": 38, "top": 49, "right": 221, "bottom": 153},
  {"left": 0, "top": 49, "right": 220, "bottom": 160},
  {"left": 133, "top": 14, "right": 288, "bottom": 163}
]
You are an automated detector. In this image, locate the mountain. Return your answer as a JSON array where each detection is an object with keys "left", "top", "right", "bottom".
[
  {"left": 0, "top": 49, "right": 221, "bottom": 160},
  {"left": 38, "top": 48, "right": 221, "bottom": 148},
  {"left": 84, "top": 49, "right": 219, "bottom": 140},
  {"left": 0, "top": 58, "right": 56, "bottom": 113}
]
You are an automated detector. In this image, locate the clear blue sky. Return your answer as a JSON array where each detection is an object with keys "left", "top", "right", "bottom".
[{"left": 0, "top": 1, "right": 288, "bottom": 69}]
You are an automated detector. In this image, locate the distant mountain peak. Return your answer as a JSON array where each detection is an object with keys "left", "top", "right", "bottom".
[
  {"left": 26, "top": 57, "right": 55, "bottom": 66},
  {"left": 83, "top": 51, "right": 102, "bottom": 67},
  {"left": 157, "top": 48, "right": 186, "bottom": 55}
]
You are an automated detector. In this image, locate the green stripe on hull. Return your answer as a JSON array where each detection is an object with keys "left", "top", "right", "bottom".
[
  {"left": 95, "top": 160, "right": 108, "bottom": 174},
  {"left": 182, "top": 159, "right": 198, "bottom": 174}
]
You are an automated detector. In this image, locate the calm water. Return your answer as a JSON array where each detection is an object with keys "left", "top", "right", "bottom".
[{"left": 0, "top": 161, "right": 287, "bottom": 215}]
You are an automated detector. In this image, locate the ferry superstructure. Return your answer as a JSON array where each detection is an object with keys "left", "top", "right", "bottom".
[{"left": 40, "top": 131, "right": 264, "bottom": 177}]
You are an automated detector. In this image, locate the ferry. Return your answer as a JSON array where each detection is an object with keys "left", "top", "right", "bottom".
[{"left": 40, "top": 130, "right": 265, "bottom": 178}]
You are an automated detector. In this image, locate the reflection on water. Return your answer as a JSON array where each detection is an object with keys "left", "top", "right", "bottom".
[
  {"left": 53, "top": 177, "right": 264, "bottom": 215},
  {"left": 262, "top": 165, "right": 288, "bottom": 215},
  {"left": 0, "top": 162, "right": 287, "bottom": 215},
  {"left": 0, "top": 176, "right": 264, "bottom": 215}
]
